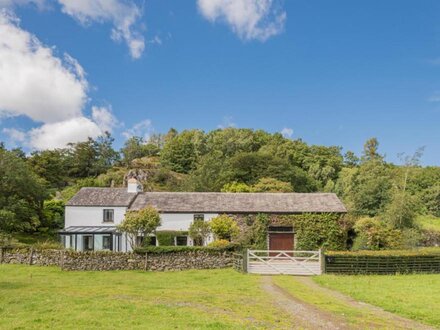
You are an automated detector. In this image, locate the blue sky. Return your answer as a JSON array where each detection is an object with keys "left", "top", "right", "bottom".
[{"left": 0, "top": 1, "right": 439, "bottom": 165}]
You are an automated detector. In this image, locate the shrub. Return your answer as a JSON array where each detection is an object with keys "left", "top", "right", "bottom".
[
  {"left": 209, "top": 215, "right": 240, "bottom": 241},
  {"left": 352, "top": 217, "right": 402, "bottom": 250},
  {"left": 188, "top": 219, "right": 211, "bottom": 246},
  {"left": 156, "top": 231, "right": 188, "bottom": 246},
  {"left": 0, "top": 232, "right": 21, "bottom": 248},
  {"left": 134, "top": 244, "right": 237, "bottom": 254},
  {"left": 208, "top": 239, "right": 230, "bottom": 248},
  {"left": 117, "top": 206, "right": 161, "bottom": 249}
]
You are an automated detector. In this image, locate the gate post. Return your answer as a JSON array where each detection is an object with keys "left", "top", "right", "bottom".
[
  {"left": 244, "top": 249, "right": 249, "bottom": 273},
  {"left": 319, "top": 248, "right": 325, "bottom": 274}
]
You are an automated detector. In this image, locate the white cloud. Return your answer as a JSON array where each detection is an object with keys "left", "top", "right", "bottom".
[
  {"left": 28, "top": 116, "right": 102, "bottom": 150},
  {"left": 122, "top": 119, "right": 153, "bottom": 140},
  {"left": 0, "top": 0, "right": 46, "bottom": 9},
  {"left": 2, "top": 127, "right": 26, "bottom": 143},
  {"left": 281, "top": 127, "right": 293, "bottom": 138},
  {"left": 0, "top": 10, "right": 88, "bottom": 123},
  {"left": 91, "top": 106, "right": 118, "bottom": 133},
  {"left": 217, "top": 116, "right": 236, "bottom": 129},
  {"left": 197, "top": 0, "right": 286, "bottom": 41},
  {"left": 58, "top": 0, "right": 145, "bottom": 59},
  {"left": 0, "top": 11, "right": 120, "bottom": 150}
]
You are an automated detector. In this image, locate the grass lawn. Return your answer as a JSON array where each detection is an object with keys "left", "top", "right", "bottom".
[
  {"left": 314, "top": 274, "right": 440, "bottom": 327},
  {"left": 417, "top": 215, "right": 440, "bottom": 232},
  {"left": 272, "top": 276, "right": 408, "bottom": 329},
  {"left": 0, "top": 265, "right": 293, "bottom": 329}
]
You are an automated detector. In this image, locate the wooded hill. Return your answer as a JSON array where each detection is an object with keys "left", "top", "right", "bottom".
[{"left": 1, "top": 128, "right": 439, "bottom": 249}]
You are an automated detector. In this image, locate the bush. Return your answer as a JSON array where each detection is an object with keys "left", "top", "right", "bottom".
[
  {"left": 352, "top": 217, "right": 402, "bottom": 250},
  {"left": 134, "top": 244, "right": 237, "bottom": 254},
  {"left": 117, "top": 206, "right": 161, "bottom": 249},
  {"left": 32, "top": 240, "right": 63, "bottom": 250},
  {"left": 156, "top": 231, "right": 188, "bottom": 246},
  {"left": 209, "top": 215, "right": 240, "bottom": 241},
  {"left": 188, "top": 219, "right": 211, "bottom": 246},
  {"left": 0, "top": 232, "right": 21, "bottom": 248},
  {"left": 208, "top": 239, "right": 230, "bottom": 248}
]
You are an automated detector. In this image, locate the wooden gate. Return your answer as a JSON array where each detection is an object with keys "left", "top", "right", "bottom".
[{"left": 247, "top": 249, "right": 323, "bottom": 276}]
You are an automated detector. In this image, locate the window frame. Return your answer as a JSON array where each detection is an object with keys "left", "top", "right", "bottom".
[
  {"left": 193, "top": 213, "right": 204, "bottom": 222},
  {"left": 103, "top": 209, "right": 114, "bottom": 223}
]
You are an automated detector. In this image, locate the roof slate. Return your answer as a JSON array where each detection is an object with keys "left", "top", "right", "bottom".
[
  {"left": 129, "top": 192, "right": 347, "bottom": 213},
  {"left": 66, "top": 189, "right": 347, "bottom": 213},
  {"left": 66, "top": 188, "right": 138, "bottom": 207}
]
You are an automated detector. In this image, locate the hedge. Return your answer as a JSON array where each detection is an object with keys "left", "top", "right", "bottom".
[
  {"left": 325, "top": 247, "right": 440, "bottom": 274},
  {"left": 134, "top": 244, "right": 238, "bottom": 254}
]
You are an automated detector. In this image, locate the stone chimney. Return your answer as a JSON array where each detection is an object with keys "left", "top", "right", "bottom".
[{"left": 127, "top": 178, "right": 143, "bottom": 193}]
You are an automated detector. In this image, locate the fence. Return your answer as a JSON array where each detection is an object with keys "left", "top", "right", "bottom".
[{"left": 325, "top": 252, "right": 440, "bottom": 274}]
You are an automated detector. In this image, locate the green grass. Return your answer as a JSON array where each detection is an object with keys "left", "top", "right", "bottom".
[
  {"left": 417, "top": 215, "right": 440, "bottom": 232},
  {"left": 314, "top": 274, "right": 440, "bottom": 327},
  {"left": 0, "top": 265, "right": 293, "bottom": 329},
  {"left": 272, "top": 276, "right": 404, "bottom": 329}
]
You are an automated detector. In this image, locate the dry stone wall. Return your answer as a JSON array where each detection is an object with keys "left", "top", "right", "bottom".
[{"left": 0, "top": 247, "right": 234, "bottom": 271}]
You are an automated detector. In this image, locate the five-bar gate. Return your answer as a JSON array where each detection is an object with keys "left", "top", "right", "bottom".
[{"left": 247, "top": 249, "right": 323, "bottom": 275}]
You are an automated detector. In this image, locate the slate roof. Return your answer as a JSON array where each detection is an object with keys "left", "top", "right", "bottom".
[
  {"left": 66, "top": 188, "right": 138, "bottom": 207},
  {"left": 129, "top": 192, "right": 347, "bottom": 213},
  {"left": 67, "top": 188, "right": 347, "bottom": 213}
]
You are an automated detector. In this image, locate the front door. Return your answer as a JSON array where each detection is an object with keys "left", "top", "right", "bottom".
[{"left": 269, "top": 233, "right": 294, "bottom": 251}]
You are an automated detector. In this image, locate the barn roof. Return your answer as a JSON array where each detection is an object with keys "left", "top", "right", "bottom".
[
  {"left": 130, "top": 192, "right": 347, "bottom": 213},
  {"left": 67, "top": 189, "right": 347, "bottom": 213}
]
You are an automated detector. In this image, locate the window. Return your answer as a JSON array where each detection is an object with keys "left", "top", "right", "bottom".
[
  {"left": 102, "top": 235, "right": 111, "bottom": 250},
  {"left": 175, "top": 236, "right": 188, "bottom": 246},
  {"left": 194, "top": 214, "right": 204, "bottom": 221},
  {"left": 103, "top": 209, "right": 114, "bottom": 223}
]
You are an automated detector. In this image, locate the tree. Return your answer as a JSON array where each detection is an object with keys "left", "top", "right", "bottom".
[
  {"left": 362, "top": 137, "right": 382, "bottom": 162},
  {"left": 28, "top": 149, "right": 68, "bottom": 189},
  {"left": 0, "top": 148, "right": 49, "bottom": 232},
  {"left": 383, "top": 191, "right": 417, "bottom": 229},
  {"left": 117, "top": 206, "right": 161, "bottom": 249},
  {"left": 221, "top": 181, "right": 252, "bottom": 193},
  {"left": 188, "top": 219, "right": 211, "bottom": 246},
  {"left": 350, "top": 159, "right": 392, "bottom": 216},
  {"left": 209, "top": 215, "right": 239, "bottom": 241},
  {"left": 42, "top": 200, "right": 65, "bottom": 231},
  {"left": 121, "top": 136, "right": 159, "bottom": 165},
  {"left": 344, "top": 151, "right": 360, "bottom": 167},
  {"left": 252, "top": 178, "right": 293, "bottom": 192},
  {"left": 161, "top": 130, "right": 206, "bottom": 174}
]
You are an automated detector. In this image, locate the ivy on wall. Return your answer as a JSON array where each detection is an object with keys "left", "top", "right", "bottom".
[
  {"left": 232, "top": 213, "right": 347, "bottom": 251},
  {"left": 281, "top": 213, "right": 347, "bottom": 250}
]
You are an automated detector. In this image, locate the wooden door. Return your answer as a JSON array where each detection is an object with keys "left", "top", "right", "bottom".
[{"left": 269, "top": 233, "right": 294, "bottom": 251}]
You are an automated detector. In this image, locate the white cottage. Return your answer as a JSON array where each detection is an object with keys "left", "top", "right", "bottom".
[{"left": 60, "top": 178, "right": 346, "bottom": 252}]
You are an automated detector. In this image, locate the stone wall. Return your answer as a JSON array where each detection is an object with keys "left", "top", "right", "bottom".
[{"left": 0, "top": 247, "right": 234, "bottom": 271}]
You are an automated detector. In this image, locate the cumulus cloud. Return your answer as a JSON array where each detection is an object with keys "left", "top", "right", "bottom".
[
  {"left": 28, "top": 117, "right": 102, "bottom": 150},
  {"left": 197, "top": 0, "right": 286, "bottom": 41},
  {"left": 281, "top": 127, "right": 293, "bottom": 138},
  {"left": 91, "top": 106, "right": 118, "bottom": 133},
  {"left": 122, "top": 119, "right": 153, "bottom": 140},
  {"left": 58, "top": 0, "right": 145, "bottom": 59},
  {"left": 0, "top": 10, "right": 88, "bottom": 123},
  {"left": 0, "top": 10, "right": 120, "bottom": 150},
  {"left": 2, "top": 127, "right": 26, "bottom": 143}
]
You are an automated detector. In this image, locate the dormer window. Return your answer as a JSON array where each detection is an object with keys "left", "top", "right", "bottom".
[{"left": 103, "top": 209, "right": 114, "bottom": 223}]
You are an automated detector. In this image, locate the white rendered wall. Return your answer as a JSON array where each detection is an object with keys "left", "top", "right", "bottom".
[
  {"left": 158, "top": 213, "right": 218, "bottom": 231},
  {"left": 65, "top": 206, "right": 127, "bottom": 227}
]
